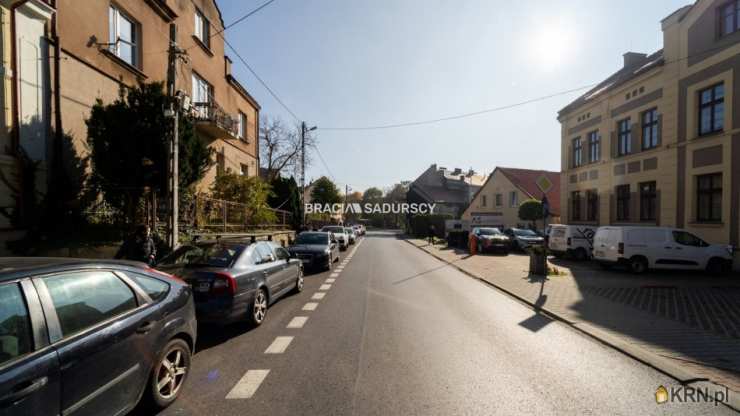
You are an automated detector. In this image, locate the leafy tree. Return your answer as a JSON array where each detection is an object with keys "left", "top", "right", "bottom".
[
  {"left": 211, "top": 173, "right": 277, "bottom": 225},
  {"left": 362, "top": 187, "right": 383, "bottom": 203},
  {"left": 269, "top": 175, "right": 301, "bottom": 229},
  {"left": 310, "top": 176, "right": 341, "bottom": 205},
  {"left": 86, "top": 82, "right": 212, "bottom": 221},
  {"left": 518, "top": 199, "right": 543, "bottom": 229}
]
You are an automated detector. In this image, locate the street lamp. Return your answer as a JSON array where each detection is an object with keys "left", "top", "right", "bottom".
[{"left": 301, "top": 122, "right": 317, "bottom": 229}]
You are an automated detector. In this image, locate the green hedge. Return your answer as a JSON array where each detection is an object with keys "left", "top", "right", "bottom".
[{"left": 408, "top": 214, "right": 452, "bottom": 238}]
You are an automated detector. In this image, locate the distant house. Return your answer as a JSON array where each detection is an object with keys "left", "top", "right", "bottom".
[
  {"left": 462, "top": 167, "right": 561, "bottom": 229},
  {"left": 407, "top": 164, "right": 487, "bottom": 218}
]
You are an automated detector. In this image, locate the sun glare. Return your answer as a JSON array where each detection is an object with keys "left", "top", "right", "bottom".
[{"left": 530, "top": 25, "right": 575, "bottom": 70}]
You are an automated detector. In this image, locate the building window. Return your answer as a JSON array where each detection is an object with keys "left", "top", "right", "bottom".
[
  {"left": 642, "top": 108, "right": 659, "bottom": 150},
  {"left": 587, "top": 131, "right": 600, "bottom": 163},
  {"left": 616, "top": 184, "right": 630, "bottom": 221},
  {"left": 572, "top": 137, "right": 582, "bottom": 167},
  {"left": 639, "top": 181, "right": 657, "bottom": 221},
  {"left": 697, "top": 173, "right": 722, "bottom": 222},
  {"left": 216, "top": 151, "right": 225, "bottom": 176},
  {"left": 617, "top": 118, "right": 631, "bottom": 156},
  {"left": 571, "top": 191, "right": 582, "bottom": 221},
  {"left": 720, "top": 0, "right": 740, "bottom": 36},
  {"left": 699, "top": 83, "right": 724, "bottom": 136},
  {"left": 481, "top": 195, "right": 487, "bottom": 207},
  {"left": 192, "top": 72, "right": 212, "bottom": 118},
  {"left": 509, "top": 191, "right": 518, "bottom": 207},
  {"left": 109, "top": 6, "right": 138, "bottom": 67},
  {"left": 237, "top": 112, "right": 247, "bottom": 140},
  {"left": 495, "top": 194, "right": 502, "bottom": 207},
  {"left": 240, "top": 163, "right": 249, "bottom": 176},
  {"left": 586, "top": 190, "right": 598, "bottom": 222},
  {"left": 194, "top": 9, "right": 210, "bottom": 48}
]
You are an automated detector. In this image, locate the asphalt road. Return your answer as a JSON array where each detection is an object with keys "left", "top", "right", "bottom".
[{"left": 141, "top": 231, "right": 734, "bottom": 415}]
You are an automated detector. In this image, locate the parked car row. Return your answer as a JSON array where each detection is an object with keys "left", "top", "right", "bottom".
[
  {"left": 546, "top": 224, "right": 734, "bottom": 275},
  {"left": 0, "top": 230, "right": 357, "bottom": 416},
  {"left": 471, "top": 227, "right": 545, "bottom": 254}
]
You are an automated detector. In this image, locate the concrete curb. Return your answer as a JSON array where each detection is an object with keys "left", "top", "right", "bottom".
[{"left": 403, "top": 239, "right": 740, "bottom": 412}]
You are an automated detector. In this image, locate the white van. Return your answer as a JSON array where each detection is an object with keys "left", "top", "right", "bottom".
[
  {"left": 548, "top": 224, "right": 597, "bottom": 260},
  {"left": 592, "top": 226, "right": 733, "bottom": 274}
]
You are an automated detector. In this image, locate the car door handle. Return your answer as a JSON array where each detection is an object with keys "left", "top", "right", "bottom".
[
  {"left": 0, "top": 377, "right": 48, "bottom": 407},
  {"left": 136, "top": 321, "right": 155, "bottom": 334}
]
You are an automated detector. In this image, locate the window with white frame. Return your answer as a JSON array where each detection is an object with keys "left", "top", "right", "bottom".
[
  {"left": 192, "top": 73, "right": 212, "bottom": 118},
  {"left": 237, "top": 112, "right": 247, "bottom": 140},
  {"left": 194, "top": 9, "right": 210, "bottom": 48},
  {"left": 109, "top": 6, "right": 138, "bottom": 67}
]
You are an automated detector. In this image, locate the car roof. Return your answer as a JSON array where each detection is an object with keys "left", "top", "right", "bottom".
[
  {"left": 300, "top": 231, "right": 329, "bottom": 235},
  {"left": 0, "top": 257, "right": 149, "bottom": 282}
]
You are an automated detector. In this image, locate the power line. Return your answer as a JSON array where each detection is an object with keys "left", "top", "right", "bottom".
[
  {"left": 317, "top": 83, "right": 598, "bottom": 131},
  {"left": 310, "top": 144, "right": 336, "bottom": 182},
  {"left": 185, "top": 0, "right": 278, "bottom": 52}
]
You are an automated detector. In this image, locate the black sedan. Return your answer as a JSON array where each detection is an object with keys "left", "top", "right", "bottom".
[
  {"left": 0, "top": 257, "right": 196, "bottom": 416},
  {"left": 289, "top": 231, "right": 340, "bottom": 271},
  {"left": 157, "top": 240, "right": 303, "bottom": 327}
]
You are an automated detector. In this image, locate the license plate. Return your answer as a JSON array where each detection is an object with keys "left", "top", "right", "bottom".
[
  {"left": 196, "top": 282, "right": 211, "bottom": 292},
  {"left": 594, "top": 250, "right": 604, "bottom": 257}
]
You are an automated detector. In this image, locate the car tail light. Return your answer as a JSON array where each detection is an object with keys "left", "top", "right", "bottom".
[
  {"left": 618, "top": 242, "right": 624, "bottom": 255},
  {"left": 146, "top": 267, "right": 185, "bottom": 283},
  {"left": 211, "top": 272, "right": 237, "bottom": 296}
]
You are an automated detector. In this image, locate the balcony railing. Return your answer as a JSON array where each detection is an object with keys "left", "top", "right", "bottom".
[{"left": 192, "top": 101, "right": 239, "bottom": 138}]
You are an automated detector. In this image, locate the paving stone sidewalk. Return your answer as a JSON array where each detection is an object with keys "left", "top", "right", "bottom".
[{"left": 406, "top": 238, "right": 740, "bottom": 397}]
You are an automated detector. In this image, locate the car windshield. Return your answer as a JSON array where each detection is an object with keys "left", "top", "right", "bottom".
[
  {"left": 514, "top": 229, "right": 537, "bottom": 237},
  {"left": 478, "top": 228, "right": 501, "bottom": 235},
  {"left": 296, "top": 233, "right": 328, "bottom": 245},
  {"left": 323, "top": 227, "right": 344, "bottom": 233},
  {"left": 158, "top": 243, "right": 243, "bottom": 268}
]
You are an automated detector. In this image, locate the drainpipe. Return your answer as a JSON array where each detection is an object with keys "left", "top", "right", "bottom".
[
  {"left": 51, "top": 6, "right": 62, "bottom": 192},
  {"left": 9, "top": 0, "right": 32, "bottom": 225}
]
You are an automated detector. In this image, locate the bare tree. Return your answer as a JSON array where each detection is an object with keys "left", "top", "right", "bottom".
[{"left": 260, "top": 116, "right": 315, "bottom": 181}]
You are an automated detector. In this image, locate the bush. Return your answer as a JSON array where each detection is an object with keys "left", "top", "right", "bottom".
[{"left": 408, "top": 214, "right": 452, "bottom": 238}]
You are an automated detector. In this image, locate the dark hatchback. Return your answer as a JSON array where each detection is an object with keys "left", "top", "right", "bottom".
[
  {"left": 0, "top": 257, "right": 196, "bottom": 416},
  {"left": 288, "top": 232, "right": 340, "bottom": 271},
  {"left": 157, "top": 240, "right": 303, "bottom": 326}
]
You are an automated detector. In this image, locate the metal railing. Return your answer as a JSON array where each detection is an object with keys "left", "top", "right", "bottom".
[{"left": 192, "top": 101, "right": 239, "bottom": 137}]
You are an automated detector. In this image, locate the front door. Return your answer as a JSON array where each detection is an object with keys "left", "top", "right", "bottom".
[
  {"left": 255, "top": 243, "right": 284, "bottom": 296},
  {"left": 36, "top": 270, "right": 157, "bottom": 416},
  {"left": 0, "top": 281, "right": 59, "bottom": 416}
]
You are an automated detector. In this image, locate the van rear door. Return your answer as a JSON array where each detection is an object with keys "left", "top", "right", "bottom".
[{"left": 594, "top": 227, "right": 619, "bottom": 261}]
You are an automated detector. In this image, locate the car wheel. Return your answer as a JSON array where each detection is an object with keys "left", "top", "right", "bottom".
[
  {"left": 574, "top": 248, "right": 587, "bottom": 261},
  {"left": 706, "top": 258, "right": 729, "bottom": 276},
  {"left": 293, "top": 269, "right": 304, "bottom": 293},
  {"left": 249, "top": 288, "right": 268, "bottom": 326},
  {"left": 148, "top": 338, "right": 191, "bottom": 410},
  {"left": 629, "top": 257, "right": 648, "bottom": 274}
]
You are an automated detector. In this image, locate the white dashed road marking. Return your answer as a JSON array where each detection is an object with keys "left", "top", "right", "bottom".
[
  {"left": 311, "top": 292, "right": 326, "bottom": 300},
  {"left": 287, "top": 316, "right": 308, "bottom": 328},
  {"left": 325, "top": 278, "right": 335, "bottom": 283},
  {"left": 330, "top": 272, "right": 340, "bottom": 277},
  {"left": 303, "top": 302, "right": 318, "bottom": 311},
  {"left": 319, "top": 284, "right": 332, "bottom": 291},
  {"left": 265, "top": 336, "right": 293, "bottom": 354},
  {"left": 226, "top": 370, "right": 270, "bottom": 399}
]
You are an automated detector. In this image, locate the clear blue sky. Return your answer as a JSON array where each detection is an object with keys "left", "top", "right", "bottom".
[{"left": 217, "top": 0, "right": 690, "bottom": 192}]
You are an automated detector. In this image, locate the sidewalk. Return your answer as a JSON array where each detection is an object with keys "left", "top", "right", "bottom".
[{"left": 406, "top": 238, "right": 740, "bottom": 409}]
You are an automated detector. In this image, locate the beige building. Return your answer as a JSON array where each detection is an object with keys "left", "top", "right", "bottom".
[
  {"left": 462, "top": 167, "right": 561, "bottom": 229},
  {"left": 558, "top": 0, "right": 740, "bottom": 267}
]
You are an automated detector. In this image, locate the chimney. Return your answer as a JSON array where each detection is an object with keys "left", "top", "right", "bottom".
[
  {"left": 225, "top": 56, "right": 233, "bottom": 77},
  {"left": 623, "top": 52, "right": 647, "bottom": 68}
]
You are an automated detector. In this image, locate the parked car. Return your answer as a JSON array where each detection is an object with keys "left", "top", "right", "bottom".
[
  {"left": 548, "top": 224, "right": 598, "bottom": 261},
  {"left": 344, "top": 227, "right": 357, "bottom": 245},
  {"left": 471, "top": 227, "right": 510, "bottom": 254},
  {"left": 352, "top": 224, "right": 364, "bottom": 236},
  {"left": 321, "top": 226, "right": 349, "bottom": 250},
  {"left": 503, "top": 228, "right": 545, "bottom": 251},
  {"left": 355, "top": 224, "right": 366, "bottom": 235},
  {"left": 592, "top": 226, "right": 734, "bottom": 274},
  {"left": 0, "top": 258, "right": 196, "bottom": 416},
  {"left": 157, "top": 240, "right": 303, "bottom": 326},
  {"left": 289, "top": 231, "right": 340, "bottom": 271}
]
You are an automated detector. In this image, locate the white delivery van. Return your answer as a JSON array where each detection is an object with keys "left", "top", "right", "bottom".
[
  {"left": 548, "top": 224, "right": 598, "bottom": 260},
  {"left": 592, "top": 226, "right": 733, "bottom": 274}
]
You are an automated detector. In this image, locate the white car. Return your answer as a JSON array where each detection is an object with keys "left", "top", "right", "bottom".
[
  {"left": 548, "top": 224, "right": 597, "bottom": 261},
  {"left": 344, "top": 227, "right": 357, "bottom": 245},
  {"left": 321, "top": 226, "right": 349, "bottom": 251},
  {"left": 592, "top": 226, "right": 733, "bottom": 274}
]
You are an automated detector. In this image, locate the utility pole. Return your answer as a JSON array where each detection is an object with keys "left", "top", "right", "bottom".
[
  {"left": 344, "top": 184, "right": 350, "bottom": 224},
  {"left": 300, "top": 122, "right": 317, "bottom": 229},
  {"left": 166, "top": 23, "right": 184, "bottom": 250}
]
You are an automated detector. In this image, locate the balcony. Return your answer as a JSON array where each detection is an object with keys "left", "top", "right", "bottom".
[{"left": 192, "top": 101, "right": 239, "bottom": 139}]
